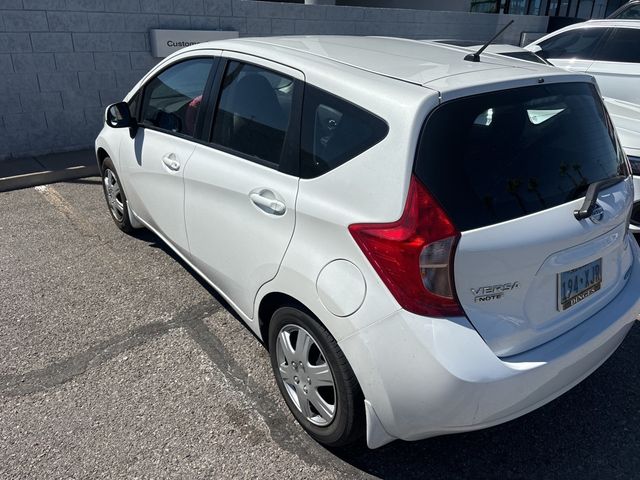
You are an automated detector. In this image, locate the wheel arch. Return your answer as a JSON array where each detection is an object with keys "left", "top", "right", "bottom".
[
  {"left": 96, "top": 147, "right": 109, "bottom": 173},
  {"left": 96, "top": 147, "right": 144, "bottom": 230},
  {"left": 258, "top": 292, "right": 321, "bottom": 349}
]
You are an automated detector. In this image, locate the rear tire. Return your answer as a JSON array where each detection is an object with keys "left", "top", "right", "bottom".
[
  {"left": 268, "top": 306, "right": 365, "bottom": 447},
  {"left": 101, "top": 157, "right": 134, "bottom": 234}
]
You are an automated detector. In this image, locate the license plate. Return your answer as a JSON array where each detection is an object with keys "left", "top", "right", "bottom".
[{"left": 557, "top": 258, "right": 602, "bottom": 311}]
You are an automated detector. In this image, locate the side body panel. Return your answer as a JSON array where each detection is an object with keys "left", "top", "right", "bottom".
[
  {"left": 121, "top": 130, "right": 195, "bottom": 252},
  {"left": 184, "top": 143, "right": 300, "bottom": 318},
  {"left": 111, "top": 50, "right": 222, "bottom": 254},
  {"left": 588, "top": 60, "right": 640, "bottom": 107},
  {"left": 257, "top": 68, "right": 438, "bottom": 341},
  {"left": 183, "top": 53, "right": 303, "bottom": 319}
]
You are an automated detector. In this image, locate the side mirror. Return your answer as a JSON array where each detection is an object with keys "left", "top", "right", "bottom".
[
  {"left": 106, "top": 102, "right": 134, "bottom": 128},
  {"left": 526, "top": 44, "right": 542, "bottom": 54}
]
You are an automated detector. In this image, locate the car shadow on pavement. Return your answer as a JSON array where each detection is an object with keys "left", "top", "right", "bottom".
[
  {"left": 67, "top": 178, "right": 102, "bottom": 186},
  {"left": 133, "top": 228, "right": 640, "bottom": 479},
  {"left": 130, "top": 228, "right": 265, "bottom": 345}
]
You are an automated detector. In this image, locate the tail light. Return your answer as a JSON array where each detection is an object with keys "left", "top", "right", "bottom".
[{"left": 349, "top": 175, "right": 463, "bottom": 317}]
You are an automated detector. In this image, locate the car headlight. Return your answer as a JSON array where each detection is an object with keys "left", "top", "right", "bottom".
[{"left": 629, "top": 155, "right": 640, "bottom": 176}]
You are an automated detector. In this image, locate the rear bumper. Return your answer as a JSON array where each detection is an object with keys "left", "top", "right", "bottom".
[{"left": 340, "top": 239, "right": 640, "bottom": 448}]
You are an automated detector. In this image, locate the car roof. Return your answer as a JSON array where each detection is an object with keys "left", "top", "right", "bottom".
[
  {"left": 427, "top": 40, "right": 531, "bottom": 53},
  {"left": 182, "top": 35, "right": 561, "bottom": 88},
  {"left": 436, "top": 42, "right": 533, "bottom": 54}
]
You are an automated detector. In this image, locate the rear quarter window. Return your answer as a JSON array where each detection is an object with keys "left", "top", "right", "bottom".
[
  {"left": 300, "top": 85, "right": 388, "bottom": 179},
  {"left": 414, "top": 82, "right": 627, "bottom": 231}
]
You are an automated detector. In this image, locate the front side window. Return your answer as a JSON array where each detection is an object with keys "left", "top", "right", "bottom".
[
  {"left": 211, "top": 61, "right": 295, "bottom": 167},
  {"left": 300, "top": 85, "right": 388, "bottom": 179},
  {"left": 538, "top": 28, "right": 607, "bottom": 60},
  {"left": 141, "top": 58, "right": 213, "bottom": 137},
  {"left": 415, "top": 83, "right": 627, "bottom": 231},
  {"left": 595, "top": 28, "right": 640, "bottom": 63}
]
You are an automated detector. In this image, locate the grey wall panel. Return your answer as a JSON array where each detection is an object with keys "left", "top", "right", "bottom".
[{"left": 0, "top": 0, "right": 548, "bottom": 160}]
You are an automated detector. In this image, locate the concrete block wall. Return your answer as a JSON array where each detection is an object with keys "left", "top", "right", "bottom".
[{"left": 0, "top": 1, "right": 548, "bottom": 160}]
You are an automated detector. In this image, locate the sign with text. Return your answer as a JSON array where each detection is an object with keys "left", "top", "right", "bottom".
[{"left": 150, "top": 29, "right": 239, "bottom": 57}]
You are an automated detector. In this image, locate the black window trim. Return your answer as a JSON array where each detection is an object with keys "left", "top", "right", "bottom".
[
  {"left": 127, "top": 91, "right": 141, "bottom": 120},
  {"left": 203, "top": 57, "right": 303, "bottom": 177},
  {"left": 136, "top": 55, "right": 221, "bottom": 144}
]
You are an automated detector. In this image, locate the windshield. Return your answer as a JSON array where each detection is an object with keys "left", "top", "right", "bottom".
[{"left": 415, "top": 82, "right": 628, "bottom": 231}]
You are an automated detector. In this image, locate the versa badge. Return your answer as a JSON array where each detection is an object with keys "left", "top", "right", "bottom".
[{"left": 472, "top": 282, "right": 520, "bottom": 303}]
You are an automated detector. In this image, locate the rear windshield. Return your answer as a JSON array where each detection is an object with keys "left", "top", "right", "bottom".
[{"left": 415, "top": 82, "right": 627, "bottom": 231}]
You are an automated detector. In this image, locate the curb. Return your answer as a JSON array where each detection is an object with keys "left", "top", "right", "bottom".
[
  {"left": 0, "top": 165, "right": 100, "bottom": 193},
  {"left": 0, "top": 150, "right": 99, "bottom": 193}
]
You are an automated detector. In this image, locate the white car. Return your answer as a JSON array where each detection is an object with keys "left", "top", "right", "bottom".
[
  {"left": 96, "top": 36, "right": 640, "bottom": 449},
  {"left": 526, "top": 20, "right": 640, "bottom": 230}
]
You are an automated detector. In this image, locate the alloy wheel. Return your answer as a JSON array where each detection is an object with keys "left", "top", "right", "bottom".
[
  {"left": 275, "top": 324, "right": 337, "bottom": 426},
  {"left": 103, "top": 168, "right": 125, "bottom": 222}
]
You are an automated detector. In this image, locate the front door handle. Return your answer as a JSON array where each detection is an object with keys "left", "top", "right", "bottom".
[
  {"left": 162, "top": 153, "right": 180, "bottom": 171},
  {"left": 249, "top": 191, "right": 286, "bottom": 216}
]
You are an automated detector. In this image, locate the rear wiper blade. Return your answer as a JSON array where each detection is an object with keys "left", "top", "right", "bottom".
[{"left": 573, "top": 175, "right": 626, "bottom": 220}]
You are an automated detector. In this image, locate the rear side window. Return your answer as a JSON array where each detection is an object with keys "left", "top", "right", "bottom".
[
  {"left": 537, "top": 28, "right": 607, "bottom": 60},
  {"left": 415, "top": 83, "right": 627, "bottom": 231},
  {"left": 595, "top": 28, "right": 640, "bottom": 63},
  {"left": 300, "top": 85, "right": 388, "bottom": 179},
  {"left": 211, "top": 61, "right": 295, "bottom": 167},
  {"left": 141, "top": 58, "right": 213, "bottom": 137}
]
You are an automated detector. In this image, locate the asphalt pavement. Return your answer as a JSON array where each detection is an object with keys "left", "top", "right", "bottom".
[{"left": 1, "top": 178, "right": 638, "bottom": 479}]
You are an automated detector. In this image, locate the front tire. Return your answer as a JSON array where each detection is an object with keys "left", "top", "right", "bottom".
[
  {"left": 101, "top": 157, "right": 133, "bottom": 234},
  {"left": 268, "top": 306, "right": 365, "bottom": 447}
]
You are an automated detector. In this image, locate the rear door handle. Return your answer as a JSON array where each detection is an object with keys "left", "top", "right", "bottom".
[
  {"left": 162, "top": 153, "right": 180, "bottom": 171},
  {"left": 249, "top": 191, "right": 286, "bottom": 216}
]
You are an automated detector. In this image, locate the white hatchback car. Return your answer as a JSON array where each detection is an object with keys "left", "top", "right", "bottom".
[
  {"left": 96, "top": 36, "right": 640, "bottom": 449},
  {"left": 526, "top": 20, "right": 640, "bottom": 230}
]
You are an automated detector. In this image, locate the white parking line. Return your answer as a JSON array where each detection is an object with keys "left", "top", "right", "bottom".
[{"left": 34, "top": 184, "right": 98, "bottom": 238}]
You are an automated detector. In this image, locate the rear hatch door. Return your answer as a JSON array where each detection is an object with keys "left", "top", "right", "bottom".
[{"left": 415, "top": 81, "right": 634, "bottom": 357}]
